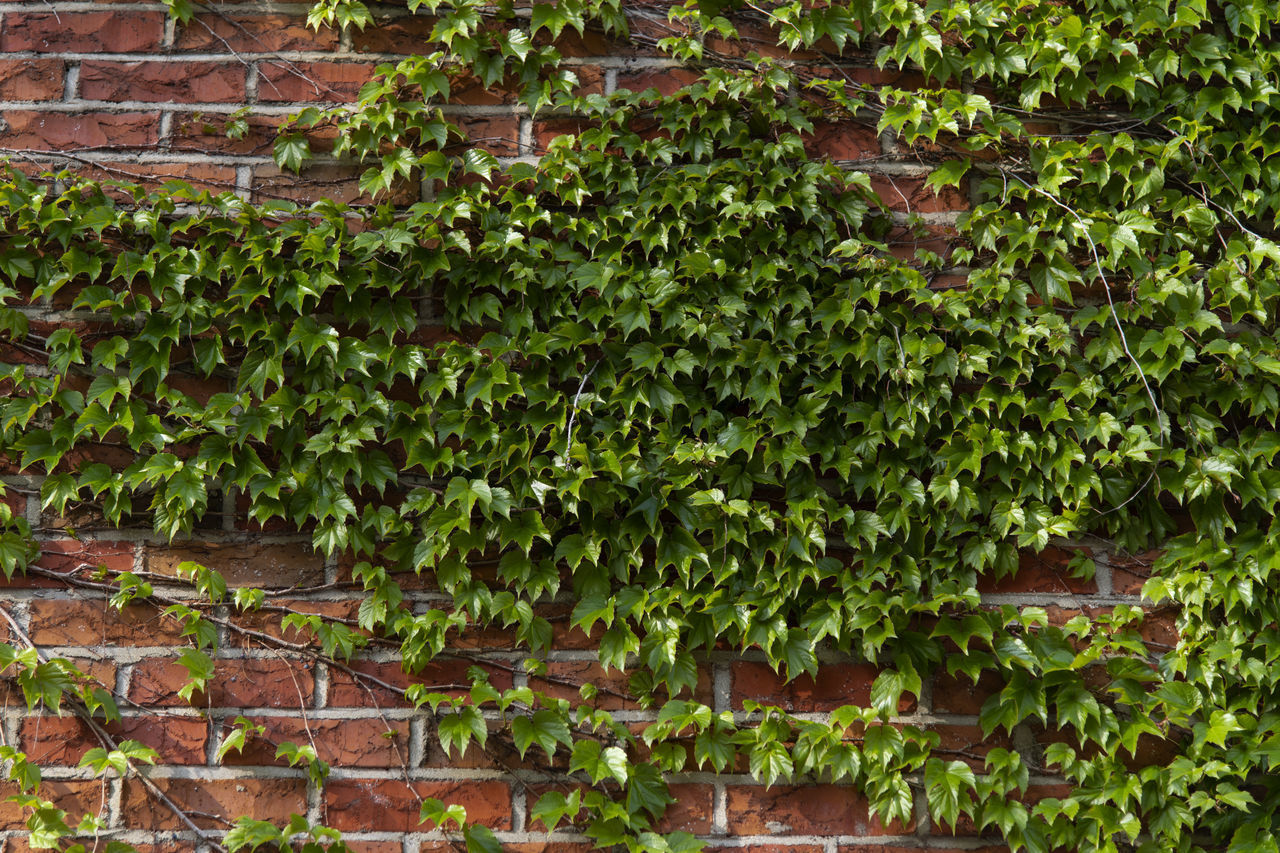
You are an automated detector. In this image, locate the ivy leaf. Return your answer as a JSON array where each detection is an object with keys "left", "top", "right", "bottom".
[{"left": 273, "top": 134, "right": 311, "bottom": 174}]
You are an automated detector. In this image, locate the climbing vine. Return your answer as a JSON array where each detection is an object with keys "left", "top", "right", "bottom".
[{"left": 3, "top": 0, "right": 1280, "bottom": 851}]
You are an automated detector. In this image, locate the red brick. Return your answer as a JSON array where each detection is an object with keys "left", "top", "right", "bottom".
[
  {"left": 870, "top": 174, "right": 968, "bottom": 213},
  {"left": 326, "top": 779, "right": 512, "bottom": 832},
  {"left": 804, "top": 120, "right": 882, "bottom": 161},
  {"left": 0, "top": 12, "right": 165, "bottom": 53},
  {"left": 143, "top": 540, "right": 325, "bottom": 588},
  {"left": 545, "top": 27, "right": 622, "bottom": 58},
  {"left": 616, "top": 68, "right": 701, "bottom": 96},
  {"left": 120, "top": 777, "right": 306, "bottom": 829},
  {"left": 231, "top": 598, "right": 363, "bottom": 646},
  {"left": 36, "top": 538, "right": 134, "bottom": 574},
  {"left": 80, "top": 61, "right": 244, "bottom": 103},
  {"left": 1137, "top": 608, "right": 1179, "bottom": 648},
  {"left": 976, "top": 547, "right": 1096, "bottom": 594},
  {"left": 0, "top": 58, "right": 64, "bottom": 100},
  {"left": 532, "top": 118, "right": 595, "bottom": 152},
  {"left": 530, "top": 659, "right": 712, "bottom": 710},
  {"left": 731, "top": 661, "right": 909, "bottom": 713},
  {"left": 932, "top": 669, "right": 1004, "bottom": 716},
  {"left": 131, "top": 656, "right": 315, "bottom": 708},
  {"left": 21, "top": 713, "right": 208, "bottom": 766},
  {"left": 327, "top": 657, "right": 513, "bottom": 707},
  {"left": 884, "top": 222, "right": 956, "bottom": 262},
  {"left": 62, "top": 161, "right": 239, "bottom": 196},
  {"left": 352, "top": 15, "right": 438, "bottom": 54},
  {"left": 218, "top": 716, "right": 409, "bottom": 768},
  {"left": 726, "top": 784, "right": 910, "bottom": 836},
  {"left": 174, "top": 14, "right": 340, "bottom": 52},
  {"left": 168, "top": 111, "right": 336, "bottom": 158},
  {"left": 706, "top": 847, "right": 825, "bottom": 853},
  {"left": 928, "top": 723, "right": 1012, "bottom": 769},
  {"left": 250, "top": 162, "right": 418, "bottom": 207},
  {"left": 656, "top": 783, "right": 714, "bottom": 834},
  {"left": 27, "top": 599, "right": 186, "bottom": 646},
  {"left": 841, "top": 847, "right": 1008, "bottom": 853},
  {"left": 455, "top": 115, "right": 521, "bottom": 157},
  {"left": 0, "top": 110, "right": 159, "bottom": 150},
  {"left": 256, "top": 62, "right": 374, "bottom": 103},
  {"left": 466, "top": 845, "right": 594, "bottom": 853},
  {"left": 0, "top": 780, "right": 102, "bottom": 830},
  {"left": 1110, "top": 550, "right": 1158, "bottom": 595}
]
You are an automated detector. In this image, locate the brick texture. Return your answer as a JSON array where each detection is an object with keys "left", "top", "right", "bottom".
[{"left": 0, "top": 3, "right": 1128, "bottom": 852}]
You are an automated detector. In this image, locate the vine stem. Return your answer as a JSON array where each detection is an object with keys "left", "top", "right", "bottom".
[
  {"left": 0, "top": 604, "right": 230, "bottom": 853},
  {"left": 1008, "top": 172, "right": 1166, "bottom": 516}
]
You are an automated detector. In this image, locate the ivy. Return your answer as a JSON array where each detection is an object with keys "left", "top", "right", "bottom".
[{"left": 3, "top": 0, "right": 1280, "bottom": 851}]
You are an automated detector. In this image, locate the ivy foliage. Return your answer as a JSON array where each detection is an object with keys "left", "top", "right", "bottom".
[{"left": 2, "top": 0, "right": 1280, "bottom": 851}]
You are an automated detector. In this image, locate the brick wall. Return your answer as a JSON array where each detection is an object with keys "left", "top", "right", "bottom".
[{"left": 0, "top": 2, "right": 1151, "bottom": 851}]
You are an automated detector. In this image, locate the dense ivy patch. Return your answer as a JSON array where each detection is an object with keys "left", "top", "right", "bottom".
[{"left": 3, "top": 0, "right": 1280, "bottom": 851}]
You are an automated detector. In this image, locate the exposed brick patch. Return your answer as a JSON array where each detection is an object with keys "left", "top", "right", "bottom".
[
  {"left": 174, "top": 15, "right": 341, "bottom": 53},
  {"left": 726, "top": 785, "right": 911, "bottom": 836},
  {"left": 0, "top": 110, "right": 160, "bottom": 150},
  {"left": 256, "top": 62, "right": 374, "bottom": 103},
  {"left": 21, "top": 713, "right": 209, "bottom": 766},
  {"left": 143, "top": 540, "right": 325, "bottom": 588},
  {"left": 131, "top": 656, "right": 316, "bottom": 708},
  {"left": 80, "top": 61, "right": 245, "bottom": 103},
  {"left": 326, "top": 779, "right": 513, "bottom": 832},
  {"left": 0, "top": 12, "right": 166, "bottom": 53},
  {"left": 120, "top": 777, "right": 307, "bottom": 829},
  {"left": 0, "top": 58, "right": 64, "bottom": 100}
]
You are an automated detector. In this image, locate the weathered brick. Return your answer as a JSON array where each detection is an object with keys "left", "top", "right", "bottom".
[
  {"left": 706, "top": 847, "right": 825, "bottom": 853},
  {"left": 21, "top": 713, "right": 209, "bottom": 766},
  {"left": 27, "top": 599, "right": 186, "bottom": 646},
  {"left": 168, "top": 111, "right": 337, "bottom": 158},
  {"left": 804, "top": 120, "right": 882, "bottom": 161},
  {"left": 174, "top": 14, "right": 340, "bottom": 52},
  {"left": 218, "top": 715, "right": 410, "bottom": 768},
  {"left": 456, "top": 115, "right": 521, "bottom": 157},
  {"left": 976, "top": 546, "right": 1097, "bottom": 595},
  {"left": 120, "top": 776, "right": 306, "bottom": 829},
  {"left": 0, "top": 110, "right": 159, "bottom": 150},
  {"left": 0, "top": 58, "right": 64, "bottom": 100},
  {"left": 60, "top": 161, "right": 239, "bottom": 196},
  {"left": 616, "top": 67, "right": 701, "bottom": 96},
  {"left": 326, "top": 779, "right": 512, "bottom": 832},
  {"left": 0, "top": 780, "right": 102, "bottom": 830},
  {"left": 656, "top": 783, "right": 714, "bottom": 834},
  {"left": 530, "top": 659, "right": 712, "bottom": 710},
  {"left": 532, "top": 117, "right": 596, "bottom": 152},
  {"left": 869, "top": 174, "right": 969, "bottom": 214},
  {"left": 250, "top": 162, "right": 419, "bottom": 207},
  {"left": 726, "top": 784, "right": 911, "bottom": 836},
  {"left": 928, "top": 723, "right": 1012, "bottom": 769},
  {"left": 256, "top": 62, "right": 374, "bottom": 103},
  {"left": 326, "top": 657, "right": 512, "bottom": 707},
  {"left": 80, "top": 61, "right": 244, "bottom": 103},
  {"left": 143, "top": 540, "right": 325, "bottom": 588},
  {"left": 0, "top": 12, "right": 166, "bottom": 53},
  {"left": 131, "top": 656, "right": 315, "bottom": 708},
  {"left": 840, "top": 847, "right": 1008, "bottom": 853},
  {"left": 36, "top": 538, "right": 135, "bottom": 574},
  {"left": 352, "top": 14, "right": 438, "bottom": 54},
  {"left": 731, "top": 661, "right": 912, "bottom": 713},
  {"left": 932, "top": 669, "right": 1005, "bottom": 716},
  {"left": 1110, "top": 550, "right": 1159, "bottom": 595}
]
